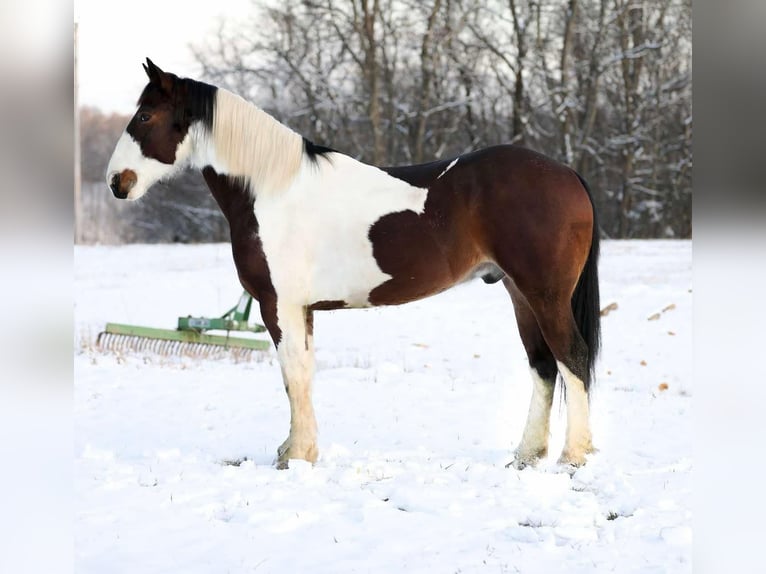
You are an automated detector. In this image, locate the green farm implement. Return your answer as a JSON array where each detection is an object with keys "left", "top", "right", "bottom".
[{"left": 97, "top": 291, "right": 270, "bottom": 360}]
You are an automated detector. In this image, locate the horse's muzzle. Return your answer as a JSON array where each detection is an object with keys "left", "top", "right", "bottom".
[{"left": 108, "top": 170, "right": 135, "bottom": 199}]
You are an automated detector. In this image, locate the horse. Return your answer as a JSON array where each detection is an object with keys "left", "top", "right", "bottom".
[{"left": 106, "top": 59, "right": 601, "bottom": 469}]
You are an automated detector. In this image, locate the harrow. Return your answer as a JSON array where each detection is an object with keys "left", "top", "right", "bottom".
[{"left": 97, "top": 291, "right": 270, "bottom": 360}]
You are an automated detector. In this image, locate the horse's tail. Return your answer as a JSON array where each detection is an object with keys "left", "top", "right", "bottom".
[{"left": 571, "top": 172, "right": 601, "bottom": 393}]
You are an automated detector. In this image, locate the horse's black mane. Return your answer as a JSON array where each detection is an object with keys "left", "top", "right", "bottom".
[
  {"left": 183, "top": 79, "right": 217, "bottom": 131},
  {"left": 303, "top": 137, "right": 336, "bottom": 165},
  {"left": 137, "top": 76, "right": 217, "bottom": 130}
]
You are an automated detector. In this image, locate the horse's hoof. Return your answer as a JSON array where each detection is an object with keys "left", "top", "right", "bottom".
[
  {"left": 507, "top": 445, "right": 548, "bottom": 470},
  {"left": 274, "top": 438, "right": 318, "bottom": 469},
  {"left": 557, "top": 452, "right": 587, "bottom": 468},
  {"left": 507, "top": 449, "right": 546, "bottom": 470},
  {"left": 506, "top": 458, "right": 530, "bottom": 470},
  {"left": 558, "top": 439, "right": 599, "bottom": 468}
]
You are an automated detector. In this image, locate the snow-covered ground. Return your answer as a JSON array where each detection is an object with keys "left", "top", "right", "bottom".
[{"left": 75, "top": 240, "right": 691, "bottom": 573}]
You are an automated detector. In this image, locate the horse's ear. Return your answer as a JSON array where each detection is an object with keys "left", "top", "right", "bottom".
[
  {"left": 144, "top": 58, "right": 161, "bottom": 81},
  {"left": 144, "top": 58, "right": 175, "bottom": 94}
]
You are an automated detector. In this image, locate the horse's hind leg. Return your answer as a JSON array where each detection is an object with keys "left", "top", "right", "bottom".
[
  {"left": 527, "top": 293, "right": 594, "bottom": 467},
  {"left": 504, "top": 279, "right": 558, "bottom": 469}
]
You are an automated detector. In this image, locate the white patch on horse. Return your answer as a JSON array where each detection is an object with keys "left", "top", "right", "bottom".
[
  {"left": 255, "top": 153, "right": 428, "bottom": 307},
  {"left": 515, "top": 368, "right": 554, "bottom": 461},
  {"left": 106, "top": 129, "right": 193, "bottom": 200},
  {"left": 556, "top": 361, "right": 594, "bottom": 465},
  {"left": 437, "top": 157, "right": 459, "bottom": 179},
  {"left": 172, "top": 86, "right": 427, "bottom": 307}
]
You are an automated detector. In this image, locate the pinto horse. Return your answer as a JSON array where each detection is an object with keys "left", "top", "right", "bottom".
[{"left": 107, "top": 59, "right": 601, "bottom": 469}]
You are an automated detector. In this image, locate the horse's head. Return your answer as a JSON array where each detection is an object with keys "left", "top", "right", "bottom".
[{"left": 106, "top": 58, "right": 205, "bottom": 200}]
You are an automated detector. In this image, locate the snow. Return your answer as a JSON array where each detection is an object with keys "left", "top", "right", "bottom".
[{"left": 75, "top": 240, "right": 691, "bottom": 573}]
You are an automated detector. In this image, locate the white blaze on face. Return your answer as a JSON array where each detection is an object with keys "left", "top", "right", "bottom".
[{"left": 105, "top": 127, "right": 195, "bottom": 200}]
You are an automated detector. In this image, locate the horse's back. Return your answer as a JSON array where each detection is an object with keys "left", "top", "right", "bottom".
[
  {"left": 369, "top": 146, "right": 590, "bottom": 305},
  {"left": 386, "top": 144, "right": 593, "bottom": 249}
]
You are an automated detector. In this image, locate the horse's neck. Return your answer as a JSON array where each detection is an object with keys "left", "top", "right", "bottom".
[{"left": 194, "top": 89, "right": 304, "bottom": 196}]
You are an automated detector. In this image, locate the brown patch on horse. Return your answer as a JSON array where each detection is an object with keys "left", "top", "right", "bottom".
[
  {"left": 305, "top": 308, "right": 314, "bottom": 339},
  {"left": 309, "top": 300, "right": 348, "bottom": 311},
  {"left": 201, "top": 166, "right": 282, "bottom": 345},
  {"left": 120, "top": 170, "right": 137, "bottom": 190},
  {"left": 128, "top": 81, "right": 188, "bottom": 165},
  {"left": 368, "top": 154, "right": 490, "bottom": 306}
]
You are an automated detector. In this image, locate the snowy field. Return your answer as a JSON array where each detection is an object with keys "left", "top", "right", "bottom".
[{"left": 75, "top": 240, "right": 691, "bottom": 573}]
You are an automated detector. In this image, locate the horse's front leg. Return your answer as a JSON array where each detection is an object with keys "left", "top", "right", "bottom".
[{"left": 260, "top": 297, "right": 318, "bottom": 468}]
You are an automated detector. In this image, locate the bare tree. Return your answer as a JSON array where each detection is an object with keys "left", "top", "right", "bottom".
[
  {"left": 183, "top": 0, "right": 692, "bottom": 239},
  {"left": 79, "top": 0, "right": 692, "bottom": 242}
]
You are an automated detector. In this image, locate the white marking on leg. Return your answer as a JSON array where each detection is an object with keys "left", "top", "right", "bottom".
[
  {"left": 255, "top": 153, "right": 428, "bottom": 307},
  {"left": 556, "top": 361, "right": 593, "bottom": 466},
  {"left": 516, "top": 368, "right": 554, "bottom": 462},
  {"left": 436, "top": 157, "right": 459, "bottom": 179},
  {"left": 276, "top": 303, "right": 317, "bottom": 465}
]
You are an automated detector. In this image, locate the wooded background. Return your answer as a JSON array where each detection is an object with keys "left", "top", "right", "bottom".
[{"left": 80, "top": 0, "right": 691, "bottom": 244}]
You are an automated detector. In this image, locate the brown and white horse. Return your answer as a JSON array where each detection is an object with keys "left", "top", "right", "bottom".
[{"left": 107, "top": 59, "right": 601, "bottom": 469}]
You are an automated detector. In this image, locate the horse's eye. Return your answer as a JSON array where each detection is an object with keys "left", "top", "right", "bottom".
[{"left": 139, "top": 113, "right": 151, "bottom": 123}]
